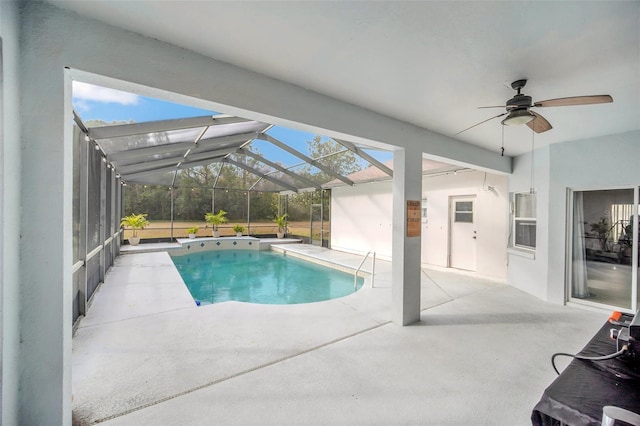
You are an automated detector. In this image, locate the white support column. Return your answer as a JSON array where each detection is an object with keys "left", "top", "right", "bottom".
[
  {"left": 99, "top": 156, "right": 107, "bottom": 282},
  {"left": 115, "top": 181, "right": 123, "bottom": 255},
  {"left": 110, "top": 171, "right": 117, "bottom": 261},
  {"left": 79, "top": 131, "right": 89, "bottom": 316},
  {"left": 391, "top": 147, "right": 423, "bottom": 325},
  {"left": 18, "top": 22, "right": 72, "bottom": 424}
]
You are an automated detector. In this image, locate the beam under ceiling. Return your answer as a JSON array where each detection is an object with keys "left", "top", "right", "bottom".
[
  {"left": 88, "top": 114, "right": 251, "bottom": 140},
  {"left": 256, "top": 134, "right": 354, "bottom": 186},
  {"left": 239, "top": 148, "right": 322, "bottom": 190},
  {"left": 333, "top": 138, "right": 393, "bottom": 177},
  {"left": 224, "top": 158, "right": 298, "bottom": 193}
]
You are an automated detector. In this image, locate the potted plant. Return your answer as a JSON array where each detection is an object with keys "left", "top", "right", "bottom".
[
  {"left": 205, "top": 210, "right": 228, "bottom": 237},
  {"left": 120, "top": 213, "right": 150, "bottom": 246},
  {"left": 232, "top": 224, "right": 245, "bottom": 237},
  {"left": 186, "top": 226, "right": 199, "bottom": 239},
  {"left": 273, "top": 213, "right": 288, "bottom": 239},
  {"left": 589, "top": 217, "right": 611, "bottom": 252}
]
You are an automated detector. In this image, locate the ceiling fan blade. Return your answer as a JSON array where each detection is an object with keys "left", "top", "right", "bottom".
[
  {"left": 456, "top": 112, "right": 507, "bottom": 135},
  {"left": 534, "top": 95, "right": 612, "bottom": 108},
  {"left": 478, "top": 105, "right": 508, "bottom": 109},
  {"left": 526, "top": 111, "right": 553, "bottom": 133}
]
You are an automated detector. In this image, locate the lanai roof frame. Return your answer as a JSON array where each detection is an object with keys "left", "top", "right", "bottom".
[{"left": 74, "top": 110, "right": 394, "bottom": 193}]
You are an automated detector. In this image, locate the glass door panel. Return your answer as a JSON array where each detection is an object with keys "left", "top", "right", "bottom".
[
  {"left": 637, "top": 188, "right": 639, "bottom": 312},
  {"left": 570, "top": 189, "right": 634, "bottom": 309}
]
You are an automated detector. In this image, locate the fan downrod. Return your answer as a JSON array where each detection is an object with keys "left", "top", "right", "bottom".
[{"left": 511, "top": 79, "right": 527, "bottom": 93}]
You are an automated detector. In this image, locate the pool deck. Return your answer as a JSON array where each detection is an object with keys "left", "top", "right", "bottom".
[{"left": 73, "top": 244, "right": 608, "bottom": 425}]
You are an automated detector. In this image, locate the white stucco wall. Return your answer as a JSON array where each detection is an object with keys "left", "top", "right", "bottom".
[
  {"left": 1, "top": 1, "right": 22, "bottom": 423},
  {"left": 422, "top": 170, "right": 508, "bottom": 281},
  {"left": 331, "top": 181, "right": 394, "bottom": 260},
  {"left": 331, "top": 169, "right": 509, "bottom": 281},
  {"left": 507, "top": 130, "right": 640, "bottom": 305},
  {"left": 507, "top": 146, "right": 551, "bottom": 301},
  {"left": 547, "top": 131, "right": 640, "bottom": 305}
]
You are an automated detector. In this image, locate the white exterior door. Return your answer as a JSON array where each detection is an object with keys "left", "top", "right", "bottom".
[{"left": 449, "top": 196, "right": 477, "bottom": 271}]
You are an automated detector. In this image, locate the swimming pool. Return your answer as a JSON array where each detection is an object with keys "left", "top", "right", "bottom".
[{"left": 171, "top": 249, "right": 365, "bottom": 305}]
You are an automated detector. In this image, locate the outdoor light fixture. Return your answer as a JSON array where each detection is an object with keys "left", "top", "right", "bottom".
[
  {"left": 501, "top": 109, "right": 535, "bottom": 126},
  {"left": 102, "top": 157, "right": 107, "bottom": 163},
  {"left": 94, "top": 144, "right": 100, "bottom": 150}
]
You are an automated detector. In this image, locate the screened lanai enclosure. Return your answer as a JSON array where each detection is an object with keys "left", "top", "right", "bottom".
[{"left": 71, "top": 108, "right": 393, "bottom": 323}]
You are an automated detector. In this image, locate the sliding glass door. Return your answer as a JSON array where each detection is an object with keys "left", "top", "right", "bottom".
[{"left": 568, "top": 187, "right": 638, "bottom": 312}]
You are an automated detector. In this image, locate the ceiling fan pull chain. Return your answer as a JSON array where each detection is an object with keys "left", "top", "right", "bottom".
[
  {"left": 530, "top": 129, "right": 535, "bottom": 194},
  {"left": 501, "top": 125, "right": 505, "bottom": 156}
]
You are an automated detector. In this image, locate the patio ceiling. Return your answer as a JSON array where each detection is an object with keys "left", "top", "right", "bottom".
[
  {"left": 53, "top": 1, "right": 639, "bottom": 158},
  {"left": 74, "top": 111, "right": 393, "bottom": 192}
]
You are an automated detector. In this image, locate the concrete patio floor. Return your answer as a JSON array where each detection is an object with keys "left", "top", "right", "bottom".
[{"left": 72, "top": 244, "right": 608, "bottom": 425}]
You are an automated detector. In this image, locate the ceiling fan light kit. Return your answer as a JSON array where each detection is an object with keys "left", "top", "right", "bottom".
[{"left": 501, "top": 109, "right": 535, "bottom": 126}]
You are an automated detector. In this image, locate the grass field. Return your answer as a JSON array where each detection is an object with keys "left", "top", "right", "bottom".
[{"left": 123, "top": 220, "right": 329, "bottom": 240}]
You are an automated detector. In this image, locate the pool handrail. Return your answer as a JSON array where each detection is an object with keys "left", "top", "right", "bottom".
[{"left": 354, "top": 250, "right": 375, "bottom": 290}]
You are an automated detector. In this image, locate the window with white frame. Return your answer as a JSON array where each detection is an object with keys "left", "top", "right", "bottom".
[{"left": 513, "top": 192, "right": 536, "bottom": 250}]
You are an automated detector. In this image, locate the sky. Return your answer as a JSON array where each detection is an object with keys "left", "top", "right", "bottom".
[{"left": 72, "top": 81, "right": 392, "bottom": 165}]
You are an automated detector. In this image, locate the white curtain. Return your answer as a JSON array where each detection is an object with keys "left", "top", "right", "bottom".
[{"left": 572, "top": 192, "right": 590, "bottom": 298}]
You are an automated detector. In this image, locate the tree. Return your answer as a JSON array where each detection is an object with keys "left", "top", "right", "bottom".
[
  {"left": 121, "top": 138, "right": 347, "bottom": 225},
  {"left": 123, "top": 183, "right": 171, "bottom": 220},
  {"left": 286, "top": 136, "right": 358, "bottom": 220},
  {"left": 300, "top": 136, "right": 362, "bottom": 183},
  {"left": 173, "top": 166, "right": 218, "bottom": 220}
]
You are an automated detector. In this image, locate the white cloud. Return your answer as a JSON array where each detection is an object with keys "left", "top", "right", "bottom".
[
  {"left": 73, "top": 98, "right": 91, "bottom": 113},
  {"left": 72, "top": 81, "right": 140, "bottom": 105}
]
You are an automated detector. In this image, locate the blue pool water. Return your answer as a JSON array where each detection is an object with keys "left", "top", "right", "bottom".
[{"left": 171, "top": 250, "right": 364, "bottom": 305}]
